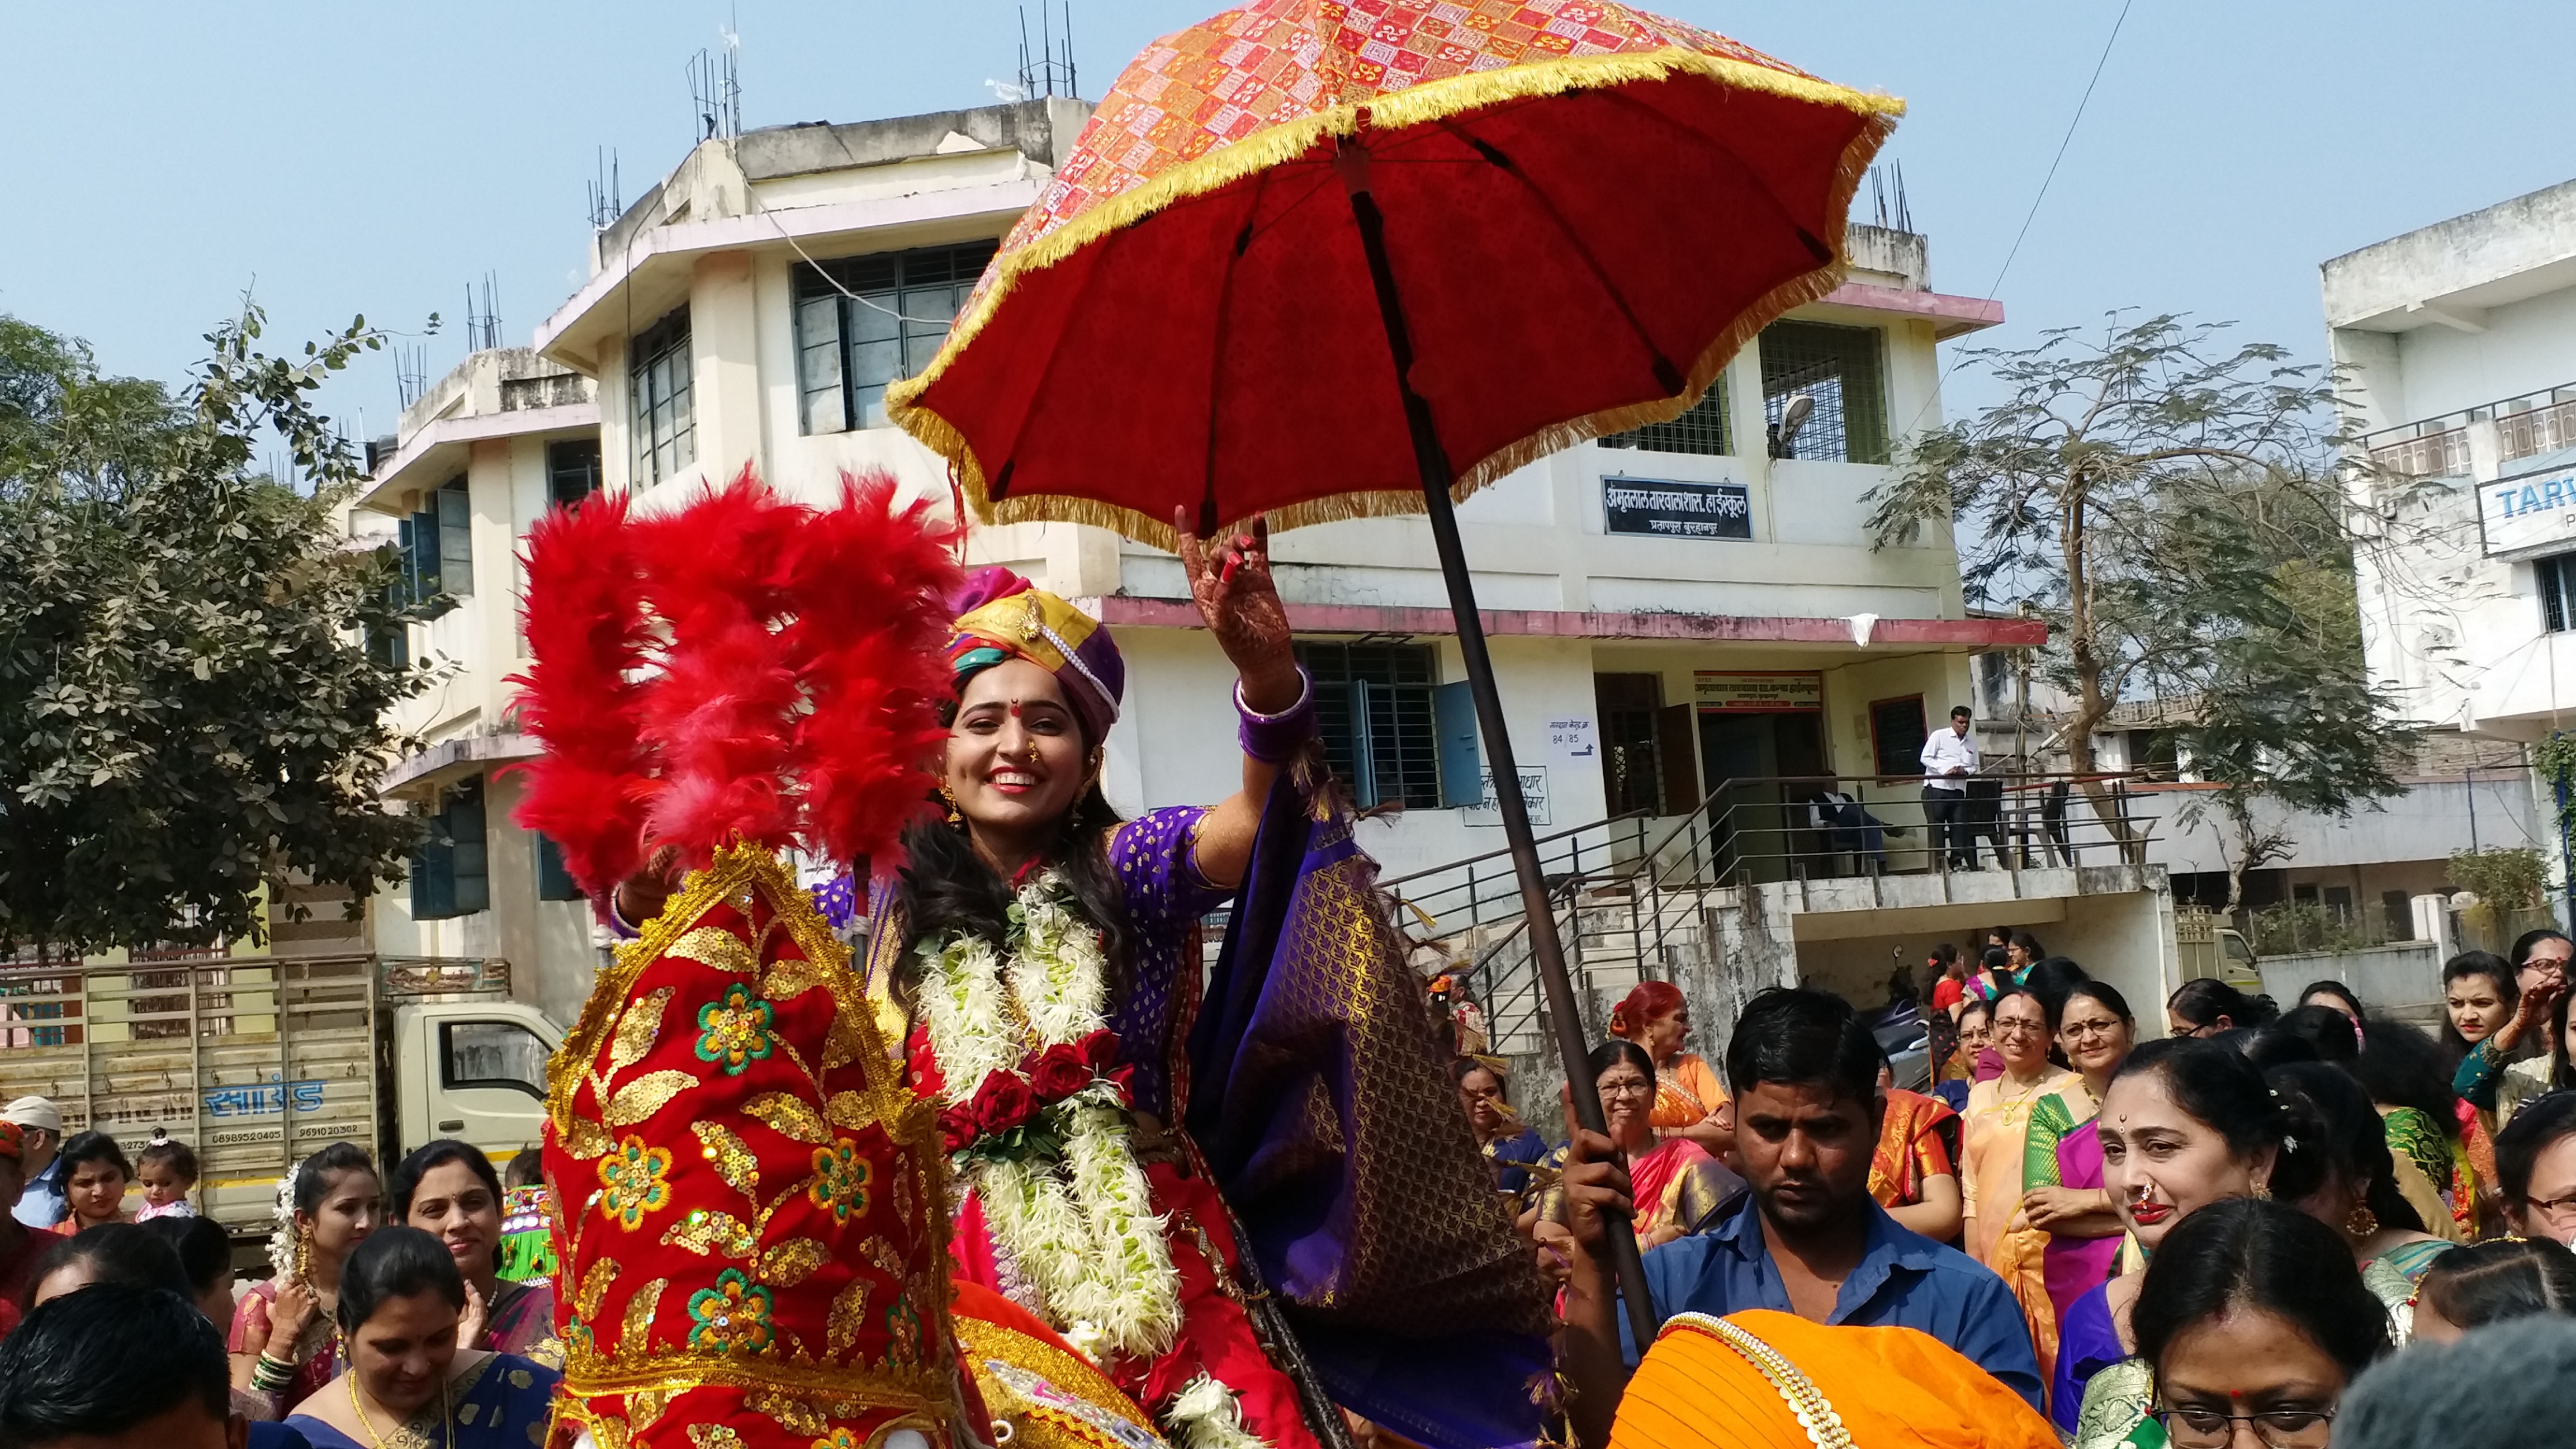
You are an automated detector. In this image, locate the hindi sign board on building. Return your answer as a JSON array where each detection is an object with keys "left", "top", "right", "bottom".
[
  {"left": 1694, "top": 671, "right": 1824, "bottom": 712},
  {"left": 2482, "top": 466, "right": 2576, "bottom": 558},
  {"left": 1603, "top": 476, "right": 1753, "bottom": 540}
]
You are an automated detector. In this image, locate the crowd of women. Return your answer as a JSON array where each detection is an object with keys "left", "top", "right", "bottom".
[
  {"left": 1450, "top": 926, "right": 2576, "bottom": 1446},
  {"left": 0, "top": 1135, "right": 564, "bottom": 1449}
]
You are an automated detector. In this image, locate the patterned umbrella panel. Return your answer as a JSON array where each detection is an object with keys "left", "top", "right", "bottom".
[{"left": 889, "top": 0, "right": 1903, "bottom": 548}]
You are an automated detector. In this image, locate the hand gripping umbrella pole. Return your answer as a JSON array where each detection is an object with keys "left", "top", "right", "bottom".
[{"left": 1337, "top": 136, "right": 1661, "bottom": 1358}]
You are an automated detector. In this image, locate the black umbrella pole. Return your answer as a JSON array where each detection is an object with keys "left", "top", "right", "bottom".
[{"left": 1339, "top": 160, "right": 1660, "bottom": 1357}]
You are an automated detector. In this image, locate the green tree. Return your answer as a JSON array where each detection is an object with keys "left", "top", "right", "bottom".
[
  {"left": 0, "top": 306, "right": 425, "bottom": 956},
  {"left": 1867, "top": 314, "right": 2417, "bottom": 910}
]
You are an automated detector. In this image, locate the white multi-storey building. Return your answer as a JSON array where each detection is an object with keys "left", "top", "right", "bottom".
[
  {"left": 355, "top": 97, "right": 2203, "bottom": 1057},
  {"left": 2324, "top": 177, "right": 2576, "bottom": 922}
]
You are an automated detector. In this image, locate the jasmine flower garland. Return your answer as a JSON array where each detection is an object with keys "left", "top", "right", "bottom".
[{"left": 912, "top": 872, "right": 1185, "bottom": 1362}]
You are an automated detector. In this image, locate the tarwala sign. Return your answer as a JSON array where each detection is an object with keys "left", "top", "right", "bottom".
[
  {"left": 1602, "top": 476, "right": 1753, "bottom": 539},
  {"left": 1694, "top": 671, "right": 1824, "bottom": 711},
  {"left": 2482, "top": 466, "right": 2576, "bottom": 558}
]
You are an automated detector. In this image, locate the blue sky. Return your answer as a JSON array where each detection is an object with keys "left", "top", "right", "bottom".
[{"left": 7, "top": 1, "right": 2574, "bottom": 438}]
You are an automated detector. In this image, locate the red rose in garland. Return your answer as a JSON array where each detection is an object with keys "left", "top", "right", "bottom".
[
  {"left": 973, "top": 1072, "right": 1039, "bottom": 1139},
  {"left": 1029, "top": 1043, "right": 1093, "bottom": 1103}
]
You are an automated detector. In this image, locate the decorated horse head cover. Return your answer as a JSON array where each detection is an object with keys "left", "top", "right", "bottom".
[
  {"left": 542, "top": 842, "right": 972, "bottom": 1449},
  {"left": 514, "top": 468, "right": 985, "bottom": 1447}
]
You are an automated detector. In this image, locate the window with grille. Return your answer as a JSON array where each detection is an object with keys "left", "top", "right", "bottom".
[
  {"left": 1599, "top": 376, "right": 1730, "bottom": 456},
  {"left": 1295, "top": 641, "right": 1443, "bottom": 810},
  {"left": 629, "top": 307, "right": 695, "bottom": 485},
  {"left": 1761, "top": 320, "right": 1888, "bottom": 463},
  {"left": 2541, "top": 553, "right": 2576, "bottom": 633},
  {"left": 1595, "top": 673, "right": 1664, "bottom": 815},
  {"left": 547, "top": 438, "right": 603, "bottom": 509},
  {"left": 794, "top": 241, "right": 998, "bottom": 434},
  {"left": 411, "top": 778, "right": 491, "bottom": 920}
]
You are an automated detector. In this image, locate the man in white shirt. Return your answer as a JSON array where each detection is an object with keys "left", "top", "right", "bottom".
[{"left": 1920, "top": 705, "right": 1977, "bottom": 870}]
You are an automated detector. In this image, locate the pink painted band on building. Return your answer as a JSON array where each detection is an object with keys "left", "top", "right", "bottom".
[{"left": 1095, "top": 594, "right": 2047, "bottom": 647}]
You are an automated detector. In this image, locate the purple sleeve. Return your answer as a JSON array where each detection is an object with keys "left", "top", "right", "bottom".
[{"left": 1109, "top": 806, "right": 1230, "bottom": 929}]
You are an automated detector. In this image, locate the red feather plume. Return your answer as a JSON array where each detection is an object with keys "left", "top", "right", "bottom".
[
  {"left": 505, "top": 490, "right": 652, "bottom": 898},
  {"left": 780, "top": 470, "right": 964, "bottom": 871},
  {"left": 508, "top": 466, "right": 963, "bottom": 898}
]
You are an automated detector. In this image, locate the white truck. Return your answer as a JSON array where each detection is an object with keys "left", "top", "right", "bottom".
[{"left": 0, "top": 954, "right": 567, "bottom": 1237}]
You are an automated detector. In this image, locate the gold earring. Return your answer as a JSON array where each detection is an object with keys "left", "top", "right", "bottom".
[
  {"left": 2251, "top": 1177, "right": 2271, "bottom": 1202},
  {"left": 2345, "top": 1201, "right": 2378, "bottom": 1239},
  {"left": 937, "top": 784, "right": 963, "bottom": 825}
]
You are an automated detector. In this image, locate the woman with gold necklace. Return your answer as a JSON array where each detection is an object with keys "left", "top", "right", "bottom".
[
  {"left": 608, "top": 516, "right": 1318, "bottom": 1448},
  {"left": 283, "top": 1227, "right": 556, "bottom": 1449},
  {"left": 1961, "top": 989, "right": 2085, "bottom": 1404}
]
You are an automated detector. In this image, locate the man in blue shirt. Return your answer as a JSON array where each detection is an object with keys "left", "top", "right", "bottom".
[{"left": 1560, "top": 987, "right": 2040, "bottom": 1445}]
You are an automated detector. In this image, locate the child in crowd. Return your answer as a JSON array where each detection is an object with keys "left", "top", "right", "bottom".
[{"left": 134, "top": 1134, "right": 201, "bottom": 1220}]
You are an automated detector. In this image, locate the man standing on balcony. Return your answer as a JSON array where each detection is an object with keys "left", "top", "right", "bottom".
[{"left": 1921, "top": 705, "right": 1979, "bottom": 870}]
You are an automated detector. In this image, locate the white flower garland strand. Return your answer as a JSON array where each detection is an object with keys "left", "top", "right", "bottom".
[
  {"left": 1166, "top": 1375, "right": 1267, "bottom": 1449},
  {"left": 913, "top": 873, "right": 1185, "bottom": 1362},
  {"left": 265, "top": 1162, "right": 303, "bottom": 1280}
]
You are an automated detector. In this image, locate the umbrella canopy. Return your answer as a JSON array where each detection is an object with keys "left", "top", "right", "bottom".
[{"left": 889, "top": 0, "right": 1902, "bottom": 547}]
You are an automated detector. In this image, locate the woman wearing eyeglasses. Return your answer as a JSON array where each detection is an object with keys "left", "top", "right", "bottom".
[
  {"left": 1962, "top": 988, "right": 2085, "bottom": 1403},
  {"left": 1536, "top": 1040, "right": 1743, "bottom": 1246},
  {"left": 2111, "top": 1197, "right": 2390, "bottom": 1449},
  {"left": 2497, "top": 1089, "right": 2576, "bottom": 1247}
]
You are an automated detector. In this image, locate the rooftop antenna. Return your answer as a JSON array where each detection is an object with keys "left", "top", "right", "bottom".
[
  {"left": 394, "top": 343, "right": 429, "bottom": 410},
  {"left": 688, "top": 12, "right": 743, "bottom": 143},
  {"left": 464, "top": 273, "right": 501, "bottom": 353},
  {"left": 1866, "top": 159, "right": 1913, "bottom": 233},
  {"left": 587, "top": 147, "right": 623, "bottom": 230},
  {"left": 1017, "top": 3, "right": 1077, "bottom": 100}
]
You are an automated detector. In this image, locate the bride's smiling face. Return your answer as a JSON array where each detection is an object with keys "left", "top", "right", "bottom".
[{"left": 945, "top": 660, "right": 1092, "bottom": 835}]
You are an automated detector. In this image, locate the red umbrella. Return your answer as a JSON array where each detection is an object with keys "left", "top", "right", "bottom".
[{"left": 891, "top": 0, "right": 1900, "bottom": 1350}]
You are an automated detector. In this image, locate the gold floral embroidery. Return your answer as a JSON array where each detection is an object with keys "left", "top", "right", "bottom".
[
  {"left": 686, "top": 1427, "right": 746, "bottom": 1449},
  {"left": 825, "top": 1276, "right": 873, "bottom": 1358},
  {"left": 758, "top": 1237, "right": 832, "bottom": 1288},
  {"left": 687, "top": 1270, "right": 776, "bottom": 1355},
  {"left": 576, "top": 1259, "right": 620, "bottom": 1319},
  {"left": 603, "top": 1070, "right": 696, "bottom": 1128},
  {"left": 661, "top": 1208, "right": 756, "bottom": 1259},
  {"left": 665, "top": 925, "right": 762, "bottom": 977},
  {"left": 693, "top": 1121, "right": 761, "bottom": 1195},
  {"left": 621, "top": 1277, "right": 667, "bottom": 1351},
  {"left": 598, "top": 1138, "right": 673, "bottom": 1230},
  {"left": 744, "top": 1092, "right": 831, "bottom": 1145},
  {"left": 747, "top": 1389, "right": 826, "bottom": 1436},
  {"left": 695, "top": 983, "right": 778, "bottom": 1076},
  {"left": 807, "top": 1140, "right": 873, "bottom": 1226},
  {"left": 605, "top": 987, "right": 672, "bottom": 1077}
]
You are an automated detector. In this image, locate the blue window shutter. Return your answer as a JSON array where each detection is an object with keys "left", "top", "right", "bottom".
[{"left": 1436, "top": 680, "right": 1481, "bottom": 808}]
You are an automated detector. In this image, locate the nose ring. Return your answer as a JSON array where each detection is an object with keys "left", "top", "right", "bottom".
[{"left": 1025, "top": 741, "right": 1041, "bottom": 765}]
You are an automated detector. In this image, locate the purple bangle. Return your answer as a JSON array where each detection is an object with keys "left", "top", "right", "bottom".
[{"left": 1237, "top": 667, "right": 1317, "bottom": 764}]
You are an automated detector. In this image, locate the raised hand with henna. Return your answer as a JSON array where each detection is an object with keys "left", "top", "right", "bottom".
[{"left": 1173, "top": 510, "right": 1300, "bottom": 715}]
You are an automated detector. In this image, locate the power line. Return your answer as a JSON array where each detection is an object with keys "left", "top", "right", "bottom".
[{"left": 1982, "top": 0, "right": 2135, "bottom": 304}]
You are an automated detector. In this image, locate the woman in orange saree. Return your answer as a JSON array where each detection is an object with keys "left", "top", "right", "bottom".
[
  {"left": 1611, "top": 981, "right": 1734, "bottom": 1160},
  {"left": 1869, "top": 1064, "right": 1964, "bottom": 1243}
]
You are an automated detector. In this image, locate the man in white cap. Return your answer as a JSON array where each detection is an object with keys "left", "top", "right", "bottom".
[{"left": 4, "top": 1098, "right": 65, "bottom": 1229}]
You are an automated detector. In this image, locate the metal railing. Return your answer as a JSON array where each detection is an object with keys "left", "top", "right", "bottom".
[{"left": 1393, "top": 771, "right": 2163, "bottom": 1062}]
